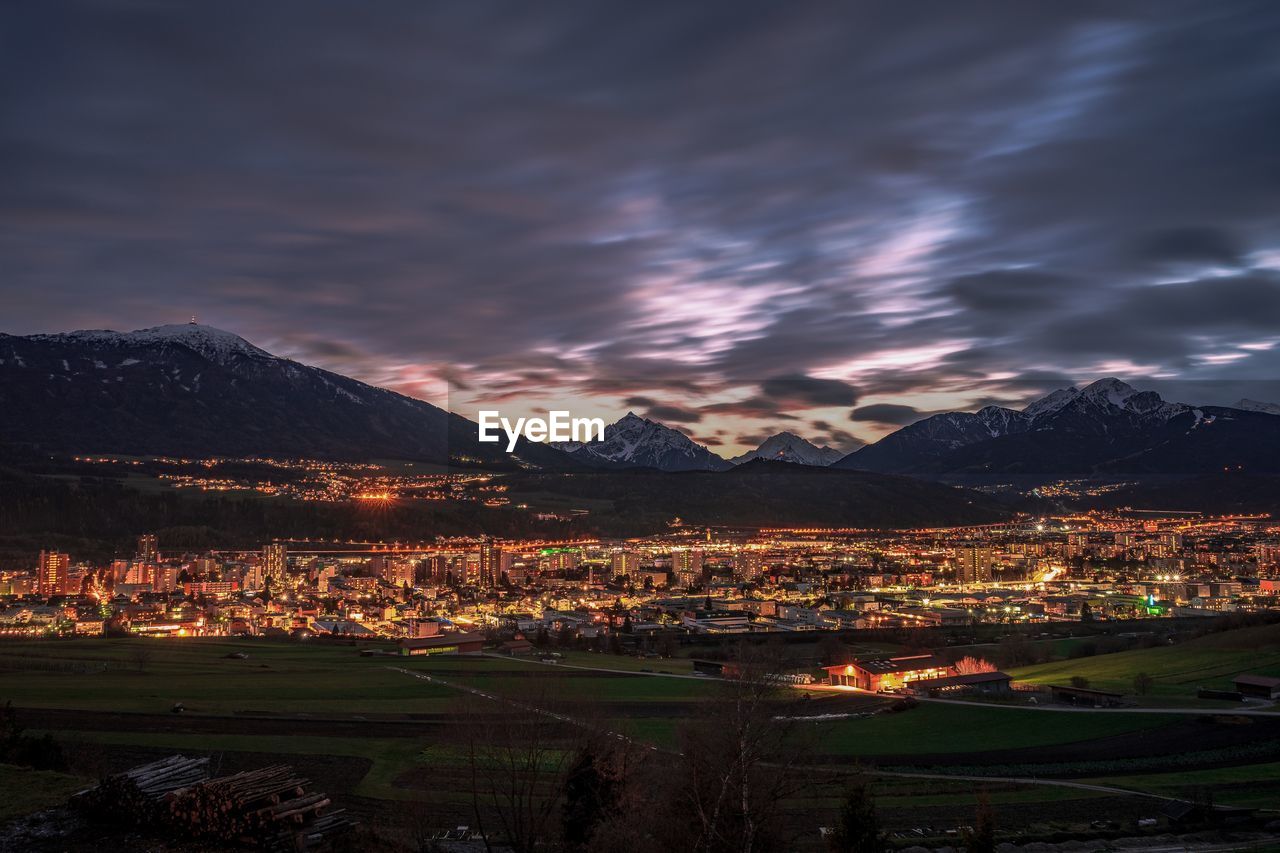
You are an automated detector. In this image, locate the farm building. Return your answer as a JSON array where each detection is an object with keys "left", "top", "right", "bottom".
[
  {"left": 498, "top": 636, "right": 535, "bottom": 656},
  {"left": 906, "top": 671, "right": 1012, "bottom": 697},
  {"left": 823, "top": 654, "right": 951, "bottom": 692},
  {"left": 1232, "top": 673, "right": 1280, "bottom": 699},
  {"left": 397, "top": 632, "right": 485, "bottom": 656},
  {"left": 1049, "top": 684, "right": 1126, "bottom": 708}
]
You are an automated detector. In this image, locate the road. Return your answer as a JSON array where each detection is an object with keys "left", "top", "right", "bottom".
[
  {"left": 479, "top": 651, "right": 715, "bottom": 680},
  {"left": 385, "top": 666, "right": 1277, "bottom": 813},
  {"left": 913, "top": 695, "right": 1280, "bottom": 715},
  {"left": 802, "top": 684, "right": 1280, "bottom": 715}
]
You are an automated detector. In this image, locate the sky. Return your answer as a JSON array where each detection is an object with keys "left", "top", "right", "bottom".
[{"left": 3, "top": 1, "right": 1280, "bottom": 456}]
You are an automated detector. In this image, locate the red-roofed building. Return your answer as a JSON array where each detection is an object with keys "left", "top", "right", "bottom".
[{"left": 823, "top": 655, "right": 951, "bottom": 691}]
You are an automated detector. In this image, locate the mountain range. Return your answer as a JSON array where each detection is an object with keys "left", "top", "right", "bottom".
[
  {"left": 4, "top": 325, "right": 1278, "bottom": 481},
  {"left": 0, "top": 324, "right": 569, "bottom": 468},
  {"left": 554, "top": 412, "right": 732, "bottom": 471},
  {"left": 554, "top": 417, "right": 844, "bottom": 471},
  {"left": 833, "top": 378, "right": 1280, "bottom": 476},
  {"left": 0, "top": 323, "right": 1011, "bottom": 533},
  {"left": 729, "top": 431, "right": 843, "bottom": 466}
]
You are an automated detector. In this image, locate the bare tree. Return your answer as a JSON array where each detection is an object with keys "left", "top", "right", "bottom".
[
  {"left": 129, "top": 643, "right": 153, "bottom": 674},
  {"left": 675, "top": 642, "right": 816, "bottom": 853},
  {"left": 457, "top": 680, "right": 611, "bottom": 853},
  {"left": 962, "top": 790, "right": 996, "bottom": 853},
  {"left": 953, "top": 655, "right": 997, "bottom": 675},
  {"left": 1133, "top": 671, "right": 1155, "bottom": 695}
]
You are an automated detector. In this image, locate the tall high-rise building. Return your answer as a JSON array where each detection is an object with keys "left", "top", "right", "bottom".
[
  {"left": 957, "top": 547, "right": 992, "bottom": 585},
  {"left": 1256, "top": 541, "right": 1280, "bottom": 570},
  {"left": 262, "top": 543, "right": 288, "bottom": 586},
  {"left": 672, "top": 549, "right": 704, "bottom": 588},
  {"left": 136, "top": 533, "right": 158, "bottom": 564},
  {"left": 382, "top": 559, "right": 415, "bottom": 588},
  {"left": 425, "top": 555, "right": 451, "bottom": 583},
  {"left": 38, "top": 550, "right": 71, "bottom": 597},
  {"left": 543, "top": 550, "right": 582, "bottom": 572},
  {"left": 463, "top": 552, "right": 481, "bottom": 585},
  {"left": 734, "top": 551, "right": 765, "bottom": 581},
  {"left": 316, "top": 564, "right": 338, "bottom": 593},
  {"left": 154, "top": 564, "right": 179, "bottom": 593},
  {"left": 611, "top": 551, "right": 640, "bottom": 577},
  {"left": 478, "top": 540, "right": 502, "bottom": 587}
]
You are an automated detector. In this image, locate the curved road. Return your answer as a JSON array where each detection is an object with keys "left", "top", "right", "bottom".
[{"left": 385, "top": 665, "right": 1278, "bottom": 814}]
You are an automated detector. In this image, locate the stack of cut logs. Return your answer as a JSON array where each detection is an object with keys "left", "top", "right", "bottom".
[
  {"left": 78, "top": 755, "right": 355, "bottom": 850},
  {"left": 77, "top": 754, "right": 210, "bottom": 822}
]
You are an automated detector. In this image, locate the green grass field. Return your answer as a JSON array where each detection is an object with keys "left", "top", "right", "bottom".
[
  {"left": 1078, "top": 761, "right": 1280, "bottom": 810},
  {"left": 539, "top": 649, "right": 697, "bottom": 673},
  {"left": 1009, "top": 622, "right": 1280, "bottom": 699},
  {"left": 0, "top": 638, "right": 723, "bottom": 715},
  {"left": 808, "top": 702, "right": 1182, "bottom": 756},
  {"left": 7, "top": 630, "right": 1280, "bottom": 834},
  {"left": 0, "top": 764, "right": 88, "bottom": 821},
  {"left": 624, "top": 701, "right": 1183, "bottom": 756},
  {"left": 0, "top": 638, "right": 460, "bottom": 715}
]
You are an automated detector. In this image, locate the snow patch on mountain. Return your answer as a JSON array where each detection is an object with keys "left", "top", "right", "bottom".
[
  {"left": 1021, "top": 387, "right": 1078, "bottom": 418},
  {"left": 553, "top": 412, "right": 730, "bottom": 471},
  {"left": 730, "top": 432, "right": 843, "bottom": 466},
  {"left": 32, "top": 324, "right": 271, "bottom": 365},
  {"left": 1022, "top": 378, "right": 1187, "bottom": 423}
]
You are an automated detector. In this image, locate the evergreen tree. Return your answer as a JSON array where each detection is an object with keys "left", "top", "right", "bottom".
[
  {"left": 827, "top": 779, "right": 882, "bottom": 853},
  {"left": 962, "top": 791, "right": 996, "bottom": 853},
  {"left": 561, "top": 748, "right": 617, "bottom": 849}
]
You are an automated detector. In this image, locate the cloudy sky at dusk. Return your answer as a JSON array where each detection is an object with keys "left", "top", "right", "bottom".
[{"left": 3, "top": 1, "right": 1280, "bottom": 454}]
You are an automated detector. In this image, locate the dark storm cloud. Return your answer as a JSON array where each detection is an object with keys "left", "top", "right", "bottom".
[
  {"left": 1032, "top": 272, "right": 1280, "bottom": 365},
  {"left": 808, "top": 420, "right": 865, "bottom": 452},
  {"left": 759, "top": 376, "right": 859, "bottom": 407},
  {"left": 850, "top": 404, "right": 933, "bottom": 428},
  {"left": 701, "top": 397, "right": 799, "bottom": 420},
  {"left": 3, "top": 0, "right": 1279, "bottom": 424},
  {"left": 944, "top": 270, "right": 1079, "bottom": 313},
  {"left": 623, "top": 397, "right": 704, "bottom": 423},
  {"left": 1136, "top": 227, "right": 1244, "bottom": 268}
]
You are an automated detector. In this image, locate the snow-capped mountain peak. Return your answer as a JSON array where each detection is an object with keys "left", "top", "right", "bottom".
[
  {"left": 1020, "top": 378, "right": 1185, "bottom": 422},
  {"left": 730, "top": 431, "right": 843, "bottom": 466},
  {"left": 1021, "top": 386, "right": 1078, "bottom": 418},
  {"left": 1078, "top": 377, "right": 1139, "bottom": 407},
  {"left": 975, "top": 405, "right": 1028, "bottom": 436},
  {"left": 553, "top": 413, "right": 730, "bottom": 471},
  {"left": 34, "top": 323, "right": 271, "bottom": 364},
  {"left": 2, "top": 323, "right": 576, "bottom": 467}
]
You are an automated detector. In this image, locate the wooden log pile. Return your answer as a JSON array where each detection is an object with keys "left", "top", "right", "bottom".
[
  {"left": 75, "top": 754, "right": 211, "bottom": 823},
  {"left": 77, "top": 755, "right": 355, "bottom": 850}
]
